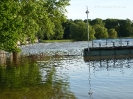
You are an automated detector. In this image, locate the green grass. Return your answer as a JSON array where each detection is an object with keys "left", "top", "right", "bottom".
[{"left": 40, "top": 39, "right": 74, "bottom": 43}]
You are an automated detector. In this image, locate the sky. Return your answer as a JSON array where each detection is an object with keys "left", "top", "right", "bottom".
[{"left": 66, "top": 0, "right": 133, "bottom": 20}]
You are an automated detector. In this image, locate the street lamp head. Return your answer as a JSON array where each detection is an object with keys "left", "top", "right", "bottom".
[
  {"left": 86, "top": 6, "right": 89, "bottom": 14},
  {"left": 86, "top": 10, "right": 89, "bottom": 14}
]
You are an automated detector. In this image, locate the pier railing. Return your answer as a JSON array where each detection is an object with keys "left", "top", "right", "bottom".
[{"left": 91, "top": 39, "right": 133, "bottom": 48}]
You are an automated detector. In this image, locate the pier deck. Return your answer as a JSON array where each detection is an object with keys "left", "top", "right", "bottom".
[{"left": 83, "top": 39, "right": 133, "bottom": 61}]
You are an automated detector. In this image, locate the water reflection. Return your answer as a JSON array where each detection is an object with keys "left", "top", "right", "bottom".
[
  {"left": 86, "top": 58, "right": 133, "bottom": 99},
  {"left": 0, "top": 56, "right": 76, "bottom": 99},
  {"left": 88, "top": 63, "right": 93, "bottom": 99},
  {"left": 88, "top": 58, "right": 133, "bottom": 70},
  {"left": 1, "top": 41, "right": 133, "bottom": 99},
  {"left": 0, "top": 54, "right": 133, "bottom": 99}
]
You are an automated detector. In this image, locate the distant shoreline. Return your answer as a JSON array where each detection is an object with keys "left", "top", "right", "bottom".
[{"left": 40, "top": 39, "right": 74, "bottom": 43}]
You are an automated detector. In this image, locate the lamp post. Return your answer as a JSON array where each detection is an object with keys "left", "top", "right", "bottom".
[{"left": 86, "top": 7, "right": 89, "bottom": 52}]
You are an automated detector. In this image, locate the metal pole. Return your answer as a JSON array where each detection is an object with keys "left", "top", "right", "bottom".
[{"left": 86, "top": 7, "right": 89, "bottom": 52}]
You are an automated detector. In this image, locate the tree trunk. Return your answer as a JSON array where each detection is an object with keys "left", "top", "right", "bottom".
[
  {"left": 0, "top": 50, "right": 6, "bottom": 65},
  {"left": 12, "top": 52, "right": 20, "bottom": 64}
]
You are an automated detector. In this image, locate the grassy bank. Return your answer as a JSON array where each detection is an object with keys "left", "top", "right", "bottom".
[{"left": 40, "top": 39, "right": 74, "bottom": 43}]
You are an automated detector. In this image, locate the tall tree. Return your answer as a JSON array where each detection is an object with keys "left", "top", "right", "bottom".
[
  {"left": 0, "top": 0, "right": 23, "bottom": 52},
  {"left": 0, "top": 0, "right": 70, "bottom": 52},
  {"left": 104, "top": 18, "right": 118, "bottom": 30},
  {"left": 70, "top": 22, "right": 84, "bottom": 41},
  {"left": 118, "top": 19, "right": 133, "bottom": 37},
  {"left": 62, "top": 19, "right": 73, "bottom": 39},
  {"left": 89, "top": 25, "right": 96, "bottom": 40},
  {"left": 90, "top": 18, "right": 104, "bottom": 27},
  {"left": 94, "top": 24, "right": 108, "bottom": 39},
  {"left": 37, "top": 0, "right": 70, "bottom": 40},
  {"left": 108, "top": 28, "right": 117, "bottom": 38},
  {"left": 70, "top": 20, "right": 95, "bottom": 41}
]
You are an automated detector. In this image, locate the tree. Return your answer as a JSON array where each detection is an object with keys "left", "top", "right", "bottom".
[
  {"left": 0, "top": 0, "right": 70, "bottom": 52},
  {"left": 62, "top": 19, "right": 73, "bottom": 39},
  {"left": 70, "top": 22, "right": 82, "bottom": 41},
  {"left": 70, "top": 21, "right": 86, "bottom": 41},
  {"left": 89, "top": 25, "right": 96, "bottom": 40},
  {"left": 0, "top": 0, "right": 23, "bottom": 52},
  {"left": 90, "top": 18, "right": 104, "bottom": 27},
  {"left": 37, "top": 0, "right": 70, "bottom": 40},
  {"left": 118, "top": 19, "right": 133, "bottom": 37},
  {"left": 70, "top": 20, "right": 95, "bottom": 41},
  {"left": 94, "top": 25, "right": 108, "bottom": 39},
  {"left": 104, "top": 18, "right": 118, "bottom": 30},
  {"left": 108, "top": 28, "right": 117, "bottom": 38},
  {"left": 19, "top": 0, "right": 40, "bottom": 43}
]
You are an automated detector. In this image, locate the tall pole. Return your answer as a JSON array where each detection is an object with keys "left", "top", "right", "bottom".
[{"left": 86, "top": 7, "right": 89, "bottom": 52}]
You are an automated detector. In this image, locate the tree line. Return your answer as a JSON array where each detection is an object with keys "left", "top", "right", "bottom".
[{"left": 62, "top": 18, "right": 133, "bottom": 41}]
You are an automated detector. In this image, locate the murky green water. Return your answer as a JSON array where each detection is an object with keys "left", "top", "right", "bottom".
[
  {"left": 0, "top": 56, "right": 76, "bottom": 99},
  {"left": 0, "top": 41, "right": 133, "bottom": 99}
]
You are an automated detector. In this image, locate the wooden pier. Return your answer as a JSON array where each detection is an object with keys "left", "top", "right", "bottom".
[{"left": 83, "top": 39, "right": 133, "bottom": 61}]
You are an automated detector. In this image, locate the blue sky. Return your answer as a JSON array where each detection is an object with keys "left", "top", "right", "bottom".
[{"left": 66, "top": 0, "right": 133, "bottom": 20}]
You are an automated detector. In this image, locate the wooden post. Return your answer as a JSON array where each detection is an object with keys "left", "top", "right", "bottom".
[
  {"left": 12, "top": 52, "right": 20, "bottom": 64},
  {"left": 106, "top": 38, "right": 107, "bottom": 47},
  {"left": 127, "top": 41, "right": 129, "bottom": 46},
  {"left": 112, "top": 42, "right": 115, "bottom": 47},
  {"left": 99, "top": 42, "right": 101, "bottom": 47},
  {"left": 0, "top": 50, "right": 6, "bottom": 65}
]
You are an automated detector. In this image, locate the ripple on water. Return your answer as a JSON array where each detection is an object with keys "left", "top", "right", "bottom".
[
  {"left": 51, "top": 56, "right": 133, "bottom": 99},
  {"left": 21, "top": 41, "right": 133, "bottom": 99}
]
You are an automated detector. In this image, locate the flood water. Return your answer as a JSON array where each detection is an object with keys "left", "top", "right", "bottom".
[{"left": 0, "top": 40, "right": 133, "bottom": 99}]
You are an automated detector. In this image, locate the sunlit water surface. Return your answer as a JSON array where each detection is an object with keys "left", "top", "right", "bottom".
[{"left": 0, "top": 40, "right": 133, "bottom": 99}]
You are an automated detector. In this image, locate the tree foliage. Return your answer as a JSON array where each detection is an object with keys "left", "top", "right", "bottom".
[
  {"left": 89, "top": 25, "right": 96, "bottom": 40},
  {"left": 118, "top": 19, "right": 133, "bottom": 37},
  {"left": 70, "top": 21, "right": 85, "bottom": 41},
  {"left": 62, "top": 19, "right": 73, "bottom": 39},
  {"left": 0, "top": 0, "right": 70, "bottom": 52},
  {"left": 63, "top": 18, "right": 133, "bottom": 40},
  {"left": 90, "top": 18, "right": 104, "bottom": 27},
  {"left": 69, "top": 20, "right": 95, "bottom": 41},
  {"left": 94, "top": 24, "right": 108, "bottom": 39},
  {"left": 0, "top": 0, "right": 22, "bottom": 52},
  {"left": 108, "top": 28, "right": 117, "bottom": 38}
]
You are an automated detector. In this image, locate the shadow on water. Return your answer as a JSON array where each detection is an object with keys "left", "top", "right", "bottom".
[{"left": 0, "top": 55, "right": 76, "bottom": 99}]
